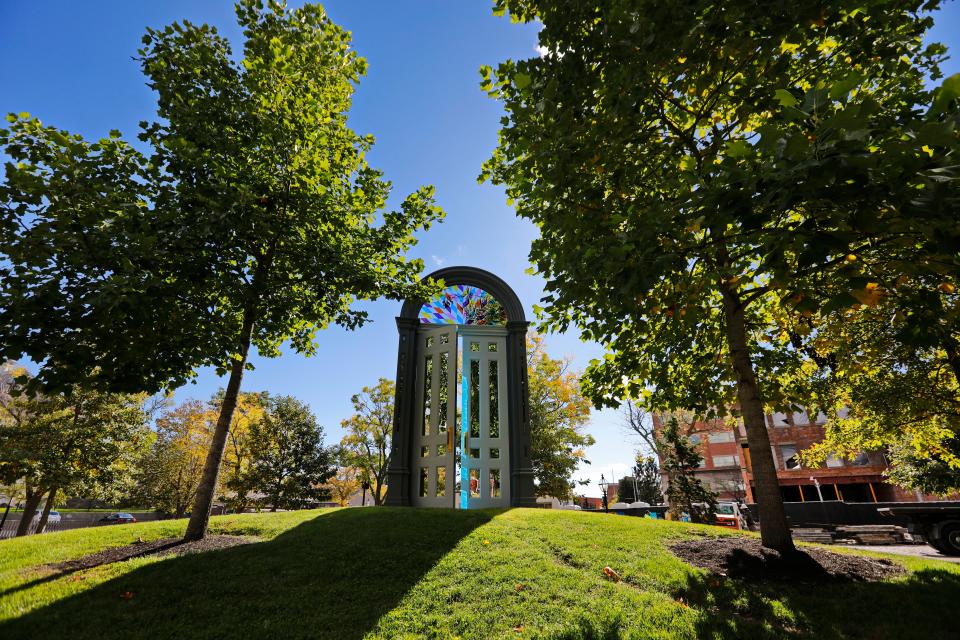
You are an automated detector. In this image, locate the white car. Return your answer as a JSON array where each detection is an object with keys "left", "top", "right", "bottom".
[{"left": 32, "top": 510, "right": 61, "bottom": 524}]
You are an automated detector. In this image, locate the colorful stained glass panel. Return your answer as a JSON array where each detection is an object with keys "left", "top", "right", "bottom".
[{"left": 419, "top": 285, "right": 507, "bottom": 325}]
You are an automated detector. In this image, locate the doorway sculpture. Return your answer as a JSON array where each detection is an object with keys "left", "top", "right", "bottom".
[{"left": 385, "top": 267, "right": 537, "bottom": 508}]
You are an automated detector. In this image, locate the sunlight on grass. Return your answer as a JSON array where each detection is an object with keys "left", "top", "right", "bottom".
[{"left": 1, "top": 508, "right": 957, "bottom": 639}]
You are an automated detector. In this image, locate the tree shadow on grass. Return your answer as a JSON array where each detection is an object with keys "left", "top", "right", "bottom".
[
  {"left": 0, "top": 507, "right": 493, "bottom": 640},
  {"left": 675, "top": 562, "right": 960, "bottom": 639}
]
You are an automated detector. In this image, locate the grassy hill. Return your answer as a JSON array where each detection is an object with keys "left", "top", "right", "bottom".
[{"left": 0, "top": 508, "right": 957, "bottom": 639}]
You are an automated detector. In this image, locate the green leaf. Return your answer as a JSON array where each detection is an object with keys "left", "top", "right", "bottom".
[
  {"left": 514, "top": 72, "right": 532, "bottom": 90},
  {"left": 828, "top": 71, "right": 864, "bottom": 100},
  {"left": 930, "top": 73, "right": 960, "bottom": 116},
  {"left": 774, "top": 89, "right": 798, "bottom": 107},
  {"left": 724, "top": 139, "right": 752, "bottom": 159}
]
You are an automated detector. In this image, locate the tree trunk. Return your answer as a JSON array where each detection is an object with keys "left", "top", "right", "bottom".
[
  {"left": 35, "top": 485, "right": 58, "bottom": 534},
  {"left": 15, "top": 489, "right": 43, "bottom": 537},
  {"left": 720, "top": 284, "right": 795, "bottom": 553},
  {"left": 183, "top": 311, "right": 255, "bottom": 542},
  {"left": 0, "top": 498, "right": 11, "bottom": 532}
]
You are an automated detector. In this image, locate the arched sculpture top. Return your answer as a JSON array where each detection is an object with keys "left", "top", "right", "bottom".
[{"left": 400, "top": 266, "right": 527, "bottom": 324}]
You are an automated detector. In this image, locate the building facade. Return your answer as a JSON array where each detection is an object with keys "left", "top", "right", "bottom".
[{"left": 652, "top": 410, "right": 928, "bottom": 504}]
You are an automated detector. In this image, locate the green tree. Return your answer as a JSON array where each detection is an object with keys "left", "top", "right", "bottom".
[
  {"left": 247, "top": 395, "right": 333, "bottom": 511},
  {"left": 616, "top": 477, "right": 636, "bottom": 503},
  {"left": 527, "top": 335, "right": 595, "bottom": 500},
  {"left": 796, "top": 302, "right": 960, "bottom": 495},
  {"left": 616, "top": 457, "right": 663, "bottom": 504},
  {"left": 482, "top": 0, "right": 948, "bottom": 552},
  {"left": 658, "top": 419, "right": 717, "bottom": 524},
  {"left": 632, "top": 455, "right": 664, "bottom": 506},
  {"left": 0, "top": 1, "right": 442, "bottom": 540},
  {"left": 0, "top": 366, "right": 148, "bottom": 535},
  {"left": 339, "top": 379, "right": 393, "bottom": 506}
]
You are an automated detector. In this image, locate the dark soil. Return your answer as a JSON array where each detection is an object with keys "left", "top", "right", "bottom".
[
  {"left": 47, "top": 535, "right": 253, "bottom": 575},
  {"left": 671, "top": 536, "right": 905, "bottom": 583}
]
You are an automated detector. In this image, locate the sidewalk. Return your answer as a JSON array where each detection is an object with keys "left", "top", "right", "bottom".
[{"left": 845, "top": 544, "right": 960, "bottom": 563}]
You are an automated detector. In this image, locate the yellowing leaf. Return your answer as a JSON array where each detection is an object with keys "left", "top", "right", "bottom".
[
  {"left": 817, "top": 37, "right": 838, "bottom": 54},
  {"left": 780, "top": 40, "right": 800, "bottom": 54}
]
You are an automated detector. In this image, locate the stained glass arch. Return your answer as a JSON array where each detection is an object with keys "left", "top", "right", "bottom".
[
  {"left": 398, "top": 266, "right": 527, "bottom": 324},
  {"left": 418, "top": 285, "right": 507, "bottom": 326}
]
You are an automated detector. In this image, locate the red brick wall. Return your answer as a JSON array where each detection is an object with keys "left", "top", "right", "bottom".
[{"left": 652, "top": 410, "right": 946, "bottom": 504}]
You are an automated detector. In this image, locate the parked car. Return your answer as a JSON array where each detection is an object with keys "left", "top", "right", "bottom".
[
  {"left": 31, "top": 510, "right": 61, "bottom": 524},
  {"left": 98, "top": 512, "right": 137, "bottom": 525}
]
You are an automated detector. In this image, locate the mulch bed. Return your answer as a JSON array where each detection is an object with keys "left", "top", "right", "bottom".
[
  {"left": 671, "top": 536, "right": 905, "bottom": 583},
  {"left": 48, "top": 535, "right": 253, "bottom": 574}
]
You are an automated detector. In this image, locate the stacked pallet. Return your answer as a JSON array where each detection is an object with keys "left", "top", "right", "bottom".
[
  {"left": 791, "top": 527, "right": 836, "bottom": 543},
  {"left": 834, "top": 525, "right": 909, "bottom": 545}
]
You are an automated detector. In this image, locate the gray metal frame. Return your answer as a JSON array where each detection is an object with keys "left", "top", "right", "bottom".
[{"left": 386, "top": 266, "right": 536, "bottom": 508}]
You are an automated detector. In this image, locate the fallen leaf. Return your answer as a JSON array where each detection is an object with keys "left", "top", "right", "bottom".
[
  {"left": 513, "top": 625, "right": 524, "bottom": 633},
  {"left": 120, "top": 591, "right": 134, "bottom": 600},
  {"left": 482, "top": 539, "right": 490, "bottom": 546},
  {"left": 515, "top": 583, "right": 525, "bottom": 591},
  {"left": 603, "top": 566, "right": 622, "bottom": 582}
]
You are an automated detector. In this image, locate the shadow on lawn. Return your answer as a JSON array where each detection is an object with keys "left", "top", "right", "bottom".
[
  {"left": 0, "top": 507, "right": 493, "bottom": 640},
  {"left": 676, "top": 563, "right": 960, "bottom": 639}
]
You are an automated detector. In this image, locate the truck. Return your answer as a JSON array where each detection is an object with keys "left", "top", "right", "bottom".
[
  {"left": 878, "top": 504, "right": 960, "bottom": 556},
  {"left": 714, "top": 501, "right": 753, "bottom": 530}
]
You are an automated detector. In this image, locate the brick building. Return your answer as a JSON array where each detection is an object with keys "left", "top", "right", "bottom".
[{"left": 652, "top": 410, "right": 927, "bottom": 504}]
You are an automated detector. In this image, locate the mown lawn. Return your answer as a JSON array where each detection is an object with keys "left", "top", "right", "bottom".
[{"left": 0, "top": 508, "right": 957, "bottom": 639}]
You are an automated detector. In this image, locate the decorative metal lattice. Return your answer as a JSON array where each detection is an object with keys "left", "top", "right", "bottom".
[{"left": 419, "top": 285, "right": 507, "bottom": 326}]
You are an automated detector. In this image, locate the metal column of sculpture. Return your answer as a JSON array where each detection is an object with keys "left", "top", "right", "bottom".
[{"left": 385, "top": 267, "right": 536, "bottom": 508}]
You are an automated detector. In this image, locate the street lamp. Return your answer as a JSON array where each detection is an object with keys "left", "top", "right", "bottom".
[
  {"left": 809, "top": 476, "right": 824, "bottom": 502},
  {"left": 600, "top": 474, "right": 609, "bottom": 513}
]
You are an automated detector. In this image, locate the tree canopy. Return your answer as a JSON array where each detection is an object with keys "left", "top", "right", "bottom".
[
  {"left": 527, "top": 335, "right": 595, "bottom": 500},
  {"left": 339, "top": 378, "right": 394, "bottom": 506},
  {"left": 1, "top": 0, "right": 443, "bottom": 540},
  {"left": 0, "top": 364, "right": 148, "bottom": 535},
  {"left": 247, "top": 395, "right": 333, "bottom": 510},
  {"left": 483, "top": 0, "right": 956, "bottom": 551}
]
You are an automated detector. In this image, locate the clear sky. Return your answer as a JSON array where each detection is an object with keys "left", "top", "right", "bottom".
[{"left": 2, "top": 2, "right": 959, "bottom": 497}]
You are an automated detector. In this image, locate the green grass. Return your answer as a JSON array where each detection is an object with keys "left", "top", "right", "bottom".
[{"left": 0, "top": 508, "right": 957, "bottom": 639}]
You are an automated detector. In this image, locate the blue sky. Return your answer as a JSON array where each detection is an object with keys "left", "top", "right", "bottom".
[{"left": 2, "top": 2, "right": 959, "bottom": 497}]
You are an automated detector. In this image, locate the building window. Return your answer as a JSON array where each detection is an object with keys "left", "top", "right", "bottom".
[
  {"left": 825, "top": 455, "right": 844, "bottom": 468},
  {"left": 771, "top": 412, "right": 790, "bottom": 427},
  {"left": 688, "top": 434, "right": 702, "bottom": 445},
  {"left": 712, "top": 454, "right": 738, "bottom": 467},
  {"left": 780, "top": 445, "right": 801, "bottom": 469},
  {"left": 708, "top": 431, "right": 735, "bottom": 444},
  {"left": 850, "top": 452, "right": 871, "bottom": 466}
]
